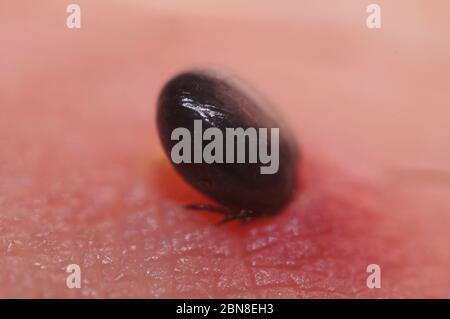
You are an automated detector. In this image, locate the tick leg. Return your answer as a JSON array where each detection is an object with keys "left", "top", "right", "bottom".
[
  {"left": 185, "top": 204, "right": 257, "bottom": 226},
  {"left": 185, "top": 204, "right": 230, "bottom": 215},
  {"left": 185, "top": 204, "right": 237, "bottom": 225},
  {"left": 216, "top": 210, "right": 256, "bottom": 226},
  {"left": 237, "top": 210, "right": 256, "bottom": 225}
]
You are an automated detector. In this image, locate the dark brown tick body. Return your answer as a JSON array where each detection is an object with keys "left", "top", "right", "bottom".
[{"left": 157, "top": 68, "right": 299, "bottom": 224}]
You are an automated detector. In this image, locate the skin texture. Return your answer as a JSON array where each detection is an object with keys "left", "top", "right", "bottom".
[{"left": 1, "top": 0, "right": 450, "bottom": 298}]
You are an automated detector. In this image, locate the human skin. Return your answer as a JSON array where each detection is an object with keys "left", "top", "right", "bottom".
[{"left": 1, "top": 0, "right": 450, "bottom": 298}]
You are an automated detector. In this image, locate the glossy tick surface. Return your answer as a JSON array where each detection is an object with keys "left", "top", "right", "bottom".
[{"left": 157, "top": 68, "right": 299, "bottom": 224}]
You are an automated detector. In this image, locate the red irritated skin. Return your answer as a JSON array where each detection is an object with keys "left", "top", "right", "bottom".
[{"left": 1, "top": 1, "right": 450, "bottom": 298}]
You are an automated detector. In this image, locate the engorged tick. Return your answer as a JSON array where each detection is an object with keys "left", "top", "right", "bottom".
[{"left": 157, "top": 68, "right": 299, "bottom": 225}]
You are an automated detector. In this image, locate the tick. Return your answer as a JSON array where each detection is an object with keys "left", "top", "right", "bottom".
[{"left": 157, "top": 68, "right": 299, "bottom": 224}]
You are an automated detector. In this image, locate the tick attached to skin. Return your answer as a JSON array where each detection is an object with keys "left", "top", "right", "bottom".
[{"left": 157, "top": 68, "right": 299, "bottom": 225}]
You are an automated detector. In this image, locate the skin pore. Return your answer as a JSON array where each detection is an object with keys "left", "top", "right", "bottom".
[{"left": 1, "top": 0, "right": 450, "bottom": 297}]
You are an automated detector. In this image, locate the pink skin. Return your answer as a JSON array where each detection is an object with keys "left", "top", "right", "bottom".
[{"left": 1, "top": 1, "right": 450, "bottom": 297}]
